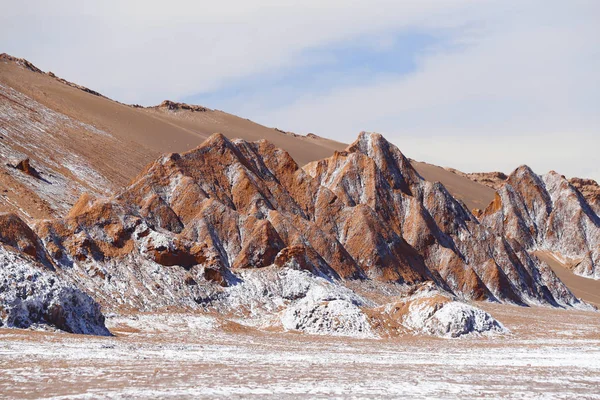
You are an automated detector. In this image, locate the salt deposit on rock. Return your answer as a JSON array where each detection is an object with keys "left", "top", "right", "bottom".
[
  {"left": 282, "top": 298, "right": 374, "bottom": 338},
  {"left": 221, "top": 268, "right": 374, "bottom": 337},
  {"left": 402, "top": 300, "right": 506, "bottom": 338},
  {"left": 0, "top": 132, "right": 594, "bottom": 337},
  {"left": 376, "top": 284, "right": 507, "bottom": 338},
  {"left": 481, "top": 166, "right": 600, "bottom": 280},
  {"left": 0, "top": 246, "right": 110, "bottom": 335}
]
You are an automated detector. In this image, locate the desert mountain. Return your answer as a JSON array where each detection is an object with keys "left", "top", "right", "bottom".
[
  {"left": 1, "top": 53, "right": 495, "bottom": 221},
  {"left": 1, "top": 54, "right": 598, "bottom": 338},
  {"left": 2, "top": 132, "right": 594, "bottom": 336},
  {"left": 0, "top": 54, "right": 344, "bottom": 221},
  {"left": 443, "top": 164, "right": 600, "bottom": 281}
]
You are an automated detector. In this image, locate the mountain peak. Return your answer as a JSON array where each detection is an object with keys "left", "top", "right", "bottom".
[
  {"left": 0, "top": 53, "right": 43, "bottom": 73},
  {"left": 509, "top": 164, "right": 537, "bottom": 180}
]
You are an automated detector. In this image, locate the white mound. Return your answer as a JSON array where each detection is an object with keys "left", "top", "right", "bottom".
[
  {"left": 0, "top": 247, "right": 110, "bottom": 335},
  {"left": 282, "top": 299, "right": 374, "bottom": 338},
  {"left": 403, "top": 299, "right": 507, "bottom": 338},
  {"left": 222, "top": 268, "right": 374, "bottom": 337}
]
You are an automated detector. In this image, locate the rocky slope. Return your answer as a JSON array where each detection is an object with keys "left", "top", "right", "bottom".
[
  {"left": 0, "top": 53, "right": 347, "bottom": 221},
  {"left": 481, "top": 166, "right": 600, "bottom": 280},
  {"left": 0, "top": 53, "right": 506, "bottom": 223},
  {"left": 1, "top": 132, "right": 594, "bottom": 336},
  {"left": 0, "top": 242, "right": 109, "bottom": 335},
  {"left": 569, "top": 177, "right": 600, "bottom": 215},
  {"left": 446, "top": 169, "right": 509, "bottom": 191}
]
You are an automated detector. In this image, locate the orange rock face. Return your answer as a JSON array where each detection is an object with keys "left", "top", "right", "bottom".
[
  {"left": 0, "top": 133, "right": 588, "bottom": 312},
  {"left": 0, "top": 213, "right": 53, "bottom": 268}
]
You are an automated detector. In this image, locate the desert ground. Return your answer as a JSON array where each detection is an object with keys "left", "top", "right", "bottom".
[{"left": 1, "top": 302, "right": 599, "bottom": 400}]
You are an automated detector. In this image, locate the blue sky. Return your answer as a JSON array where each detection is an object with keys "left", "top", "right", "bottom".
[
  {"left": 1, "top": 0, "right": 599, "bottom": 181},
  {"left": 184, "top": 32, "right": 440, "bottom": 111}
]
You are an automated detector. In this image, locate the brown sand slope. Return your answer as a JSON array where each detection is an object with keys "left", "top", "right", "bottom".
[
  {"left": 410, "top": 161, "right": 497, "bottom": 211},
  {"left": 0, "top": 56, "right": 343, "bottom": 165},
  {"left": 536, "top": 251, "right": 600, "bottom": 306},
  {"left": 0, "top": 55, "right": 345, "bottom": 219},
  {"left": 1, "top": 54, "right": 496, "bottom": 216}
]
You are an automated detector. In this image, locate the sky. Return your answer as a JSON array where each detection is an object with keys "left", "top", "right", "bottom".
[{"left": 1, "top": 0, "right": 599, "bottom": 181}]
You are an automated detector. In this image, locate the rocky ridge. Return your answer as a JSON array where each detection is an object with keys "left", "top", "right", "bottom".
[
  {"left": 450, "top": 168, "right": 600, "bottom": 219},
  {"left": 481, "top": 166, "right": 600, "bottom": 279},
  {"left": 1, "top": 132, "right": 595, "bottom": 336},
  {"left": 569, "top": 177, "right": 600, "bottom": 215},
  {"left": 446, "top": 169, "right": 508, "bottom": 191}
]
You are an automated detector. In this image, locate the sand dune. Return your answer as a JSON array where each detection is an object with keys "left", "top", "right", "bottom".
[
  {"left": 536, "top": 251, "right": 600, "bottom": 306},
  {"left": 410, "top": 161, "right": 496, "bottom": 211},
  {"left": 0, "top": 57, "right": 345, "bottom": 167}
]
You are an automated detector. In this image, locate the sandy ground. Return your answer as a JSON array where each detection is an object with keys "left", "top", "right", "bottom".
[
  {"left": 536, "top": 251, "right": 600, "bottom": 307},
  {"left": 0, "top": 59, "right": 343, "bottom": 168},
  {"left": 1, "top": 303, "right": 599, "bottom": 399}
]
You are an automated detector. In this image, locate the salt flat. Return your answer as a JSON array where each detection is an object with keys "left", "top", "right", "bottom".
[{"left": 1, "top": 303, "right": 599, "bottom": 399}]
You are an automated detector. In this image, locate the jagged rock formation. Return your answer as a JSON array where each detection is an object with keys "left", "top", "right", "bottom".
[
  {"left": 0, "top": 132, "right": 594, "bottom": 336},
  {"left": 31, "top": 133, "right": 581, "bottom": 308},
  {"left": 305, "top": 133, "right": 580, "bottom": 306},
  {"left": 569, "top": 177, "right": 600, "bottom": 215},
  {"left": 447, "top": 168, "right": 600, "bottom": 219},
  {"left": 481, "top": 166, "right": 600, "bottom": 280},
  {"left": 446, "top": 169, "right": 508, "bottom": 191}
]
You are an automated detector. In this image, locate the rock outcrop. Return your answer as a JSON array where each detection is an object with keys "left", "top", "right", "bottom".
[
  {"left": 13, "top": 158, "right": 42, "bottom": 179},
  {"left": 373, "top": 283, "right": 507, "bottom": 338},
  {"left": 155, "top": 100, "right": 209, "bottom": 112},
  {"left": 0, "top": 213, "right": 54, "bottom": 268},
  {"left": 481, "top": 166, "right": 600, "bottom": 280},
  {"left": 569, "top": 177, "right": 600, "bottom": 215},
  {"left": 446, "top": 169, "right": 508, "bottom": 191},
  {"left": 0, "top": 132, "right": 594, "bottom": 337},
  {"left": 0, "top": 246, "right": 110, "bottom": 335},
  {"left": 0, "top": 53, "right": 43, "bottom": 73}
]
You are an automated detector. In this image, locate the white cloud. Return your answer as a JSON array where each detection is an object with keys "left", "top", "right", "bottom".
[
  {"left": 1, "top": 0, "right": 598, "bottom": 180},
  {"left": 250, "top": 1, "right": 600, "bottom": 180},
  {"left": 0, "top": 0, "right": 479, "bottom": 103}
]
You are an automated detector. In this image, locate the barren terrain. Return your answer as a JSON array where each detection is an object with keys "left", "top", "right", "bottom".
[
  {"left": 2, "top": 53, "right": 600, "bottom": 400},
  {"left": 1, "top": 303, "right": 599, "bottom": 399}
]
